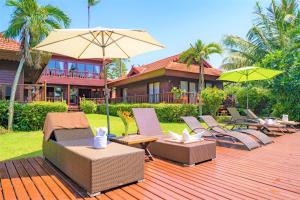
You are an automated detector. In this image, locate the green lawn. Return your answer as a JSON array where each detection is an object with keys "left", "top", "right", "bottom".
[{"left": 0, "top": 114, "right": 190, "bottom": 161}]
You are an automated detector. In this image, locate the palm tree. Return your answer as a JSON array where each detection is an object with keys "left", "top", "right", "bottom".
[
  {"left": 88, "top": 0, "right": 101, "bottom": 28},
  {"left": 4, "top": 0, "right": 70, "bottom": 131},
  {"left": 179, "top": 40, "right": 223, "bottom": 115},
  {"left": 222, "top": 0, "right": 300, "bottom": 69}
]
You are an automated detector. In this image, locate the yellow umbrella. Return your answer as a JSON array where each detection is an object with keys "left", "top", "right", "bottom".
[
  {"left": 34, "top": 27, "right": 165, "bottom": 134},
  {"left": 218, "top": 66, "right": 283, "bottom": 108}
]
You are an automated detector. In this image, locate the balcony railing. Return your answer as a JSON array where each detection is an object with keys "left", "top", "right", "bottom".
[
  {"left": 42, "top": 68, "right": 101, "bottom": 79},
  {"left": 84, "top": 92, "right": 199, "bottom": 105},
  {"left": 0, "top": 83, "right": 45, "bottom": 103},
  {"left": 46, "top": 97, "right": 64, "bottom": 102}
]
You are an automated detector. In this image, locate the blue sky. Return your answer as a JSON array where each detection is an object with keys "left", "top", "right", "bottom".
[{"left": 0, "top": 0, "right": 270, "bottom": 68}]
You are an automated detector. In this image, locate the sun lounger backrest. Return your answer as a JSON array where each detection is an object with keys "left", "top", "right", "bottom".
[
  {"left": 245, "top": 109, "right": 258, "bottom": 119},
  {"left": 132, "top": 108, "right": 163, "bottom": 136},
  {"left": 181, "top": 116, "right": 205, "bottom": 131},
  {"left": 43, "top": 112, "right": 90, "bottom": 141},
  {"left": 200, "top": 115, "right": 228, "bottom": 134},
  {"left": 54, "top": 128, "right": 94, "bottom": 141},
  {"left": 227, "top": 107, "right": 245, "bottom": 120}
]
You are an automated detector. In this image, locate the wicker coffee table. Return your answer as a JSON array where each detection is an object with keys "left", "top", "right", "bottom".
[{"left": 110, "top": 135, "right": 158, "bottom": 161}]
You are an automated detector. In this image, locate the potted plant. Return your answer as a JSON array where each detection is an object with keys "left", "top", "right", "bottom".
[
  {"left": 171, "top": 87, "right": 184, "bottom": 103},
  {"left": 117, "top": 110, "right": 133, "bottom": 136}
]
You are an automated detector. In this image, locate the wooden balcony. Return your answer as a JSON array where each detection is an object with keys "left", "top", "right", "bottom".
[
  {"left": 42, "top": 68, "right": 101, "bottom": 79},
  {"left": 1, "top": 132, "right": 300, "bottom": 199}
]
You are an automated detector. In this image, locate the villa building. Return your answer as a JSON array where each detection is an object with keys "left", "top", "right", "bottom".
[
  {"left": 0, "top": 34, "right": 106, "bottom": 109},
  {"left": 109, "top": 54, "right": 222, "bottom": 104},
  {"left": 36, "top": 55, "right": 105, "bottom": 107}
]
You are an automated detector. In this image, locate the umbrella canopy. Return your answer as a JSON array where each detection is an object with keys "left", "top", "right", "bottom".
[
  {"left": 218, "top": 66, "right": 283, "bottom": 82},
  {"left": 34, "top": 27, "right": 165, "bottom": 134},
  {"left": 34, "top": 27, "right": 165, "bottom": 59},
  {"left": 217, "top": 66, "right": 283, "bottom": 108}
]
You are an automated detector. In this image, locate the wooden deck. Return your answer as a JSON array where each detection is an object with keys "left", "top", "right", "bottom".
[{"left": 1, "top": 132, "right": 300, "bottom": 200}]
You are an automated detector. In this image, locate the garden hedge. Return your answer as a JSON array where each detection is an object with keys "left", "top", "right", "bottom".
[
  {"left": 80, "top": 99, "right": 97, "bottom": 114},
  {"left": 0, "top": 101, "right": 68, "bottom": 131},
  {"left": 97, "top": 103, "right": 199, "bottom": 122}
]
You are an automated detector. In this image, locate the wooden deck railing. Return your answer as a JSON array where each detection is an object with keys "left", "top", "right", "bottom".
[
  {"left": 0, "top": 83, "right": 45, "bottom": 103},
  {"left": 42, "top": 68, "right": 101, "bottom": 79},
  {"left": 46, "top": 97, "right": 64, "bottom": 102},
  {"left": 85, "top": 92, "right": 199, "bottom": 104}
]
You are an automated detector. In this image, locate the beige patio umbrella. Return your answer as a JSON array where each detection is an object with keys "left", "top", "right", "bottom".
[{"left": 34, "top": 27, "right": 165, "bottom": 135}]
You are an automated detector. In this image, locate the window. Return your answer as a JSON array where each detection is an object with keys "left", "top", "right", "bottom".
[
  {"left": 54, "top": 87, "right": 63, "bottom": 97},
  {"left": 86, "top": 64, "right": 94, "bottom": 78},
  {"left": 77, "top": 63, "right": 85, "bottom": 72},
  {"left": 148, "top": 82, "right": 160, "bottom": 103},
  {"left": 5, "top": 86, "right": 11, "bottom": 100},
  {"left": 94, "top": 65, "right": 100, "bottom": 74},
  {"left": 189, "top": 82, "right": 197, "bottom": 103},
  {"left": 122, "top": 88, "right": 128, "bottom": 102},
  {"left": 47, "top": 60, "right": 56, "bottom": 69},
  {"left": 180, "top": 81, "right": 188, "bottom": 93},
  {"left": 56, "top": 61, "right": 64, "bottom": 70},
  {"left": 68, "top": 62, "right": 77, "bottom": 72},
  {"left": 205, "top": 82, "right": 213, "bottom": 88}
]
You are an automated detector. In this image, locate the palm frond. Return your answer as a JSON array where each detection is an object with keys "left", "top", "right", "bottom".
[{"left": 88, "top": 0, "right": 101, "bottom": 7}]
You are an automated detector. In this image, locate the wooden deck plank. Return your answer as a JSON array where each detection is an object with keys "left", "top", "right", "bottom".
[
  {"left": 151, "top": 160, "right": 271, "bottom": 200},
  {"left": 33, "top": 157, "right": 82, "bottom": 200},
  {"left": 34, "top": 157, "right": 97, "bottom": 200},
  {"left": 121, "top": 186, "right": 152, "bottom": 200},
  {"left": 1, "top": 131, "right": 300, "bottom": 200},
  {"left": 19, "top": 159, "right": 57, "bottom": 200},
  {"left": 0, "top": 162, "right": 17, "bottom": 200},
  {"left": 27, "top": 157, "right": 71, "bottom": 200},
  {"left": 4, "top": 161, "right": 30, "bottom": 200},
  {"left": 12, "top": 160, "right": 44, "bottom": 200}
]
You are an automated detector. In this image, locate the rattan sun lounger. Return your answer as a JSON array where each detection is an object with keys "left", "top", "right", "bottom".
[
  {"left": 43, "top": 113, "right": 144, "bottom": 196},
  {"left": 244, "top": 109, "right": 288, "bottom": 134},
  {"left": 226, "top": 108, "right": 273, "bottom": 144},
  {"left": 132, "top": 108, "right": 216, "bottom": 165},
  {"left": 182, "top": 116, "right": 262, "bottom": 150},
  {"left": 227, "top": 107, "right": 285, "bottom": 136},
  {"left": 200, "top": 115, "right": 261, "bottom": 150}
]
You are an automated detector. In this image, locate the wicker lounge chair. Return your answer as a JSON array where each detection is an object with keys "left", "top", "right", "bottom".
[
  {"left": 226, "top": 108, "right": 273, "bottom": 144},
  {"left": 244, "top": 109, "right": 288, "bottom": 134},
  {"left": 43, "top": 112, "right": 144, "bottom": 196},
  {"left": 227, "top": 107, "right": 285, "bottom": 136},
  {"left": 132, "top": 108, "right": 216, "bottom": 166},
  {"left": 182, "top": 116, "right": 262, "bottom": 150}
]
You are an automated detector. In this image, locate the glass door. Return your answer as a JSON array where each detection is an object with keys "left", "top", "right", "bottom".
[
  {"left": 189, "top": 82, "right": 196, "bottom": 103},
  {"left": 153, "top": 82, "right": 160, "bottom": 103},
  {"left": 70, "top": 87, "right": 79, "bottom": 105}
]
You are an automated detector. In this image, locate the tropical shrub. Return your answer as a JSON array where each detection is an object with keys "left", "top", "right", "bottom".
[
  {"left": 202, "top": 87, "right": 226, "bottom": 117},
  {"left": 260, "top": 50, "right": 300, "bottom": 121},
  {"left": 80, "top": 100, "right": 97, "bottom": 114},
  {"left": 0, "top": 101, "right": 68, "bottom": 131},
  {"left": 97, "top": 103, "right": 198, "bottom": 122},
  {"left": 236, "top": 87, "right": 273, "bottom": 116}
]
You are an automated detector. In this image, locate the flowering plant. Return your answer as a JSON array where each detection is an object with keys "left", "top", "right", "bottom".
[{"left": 117, "top": 110, "right": 133, "bottom": 136}]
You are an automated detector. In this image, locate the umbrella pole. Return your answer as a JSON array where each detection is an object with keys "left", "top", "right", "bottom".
[
  {"left": 103, "top": 60, "right": 111, "bottom": 135},
  {"left": 246, "top": 74, "right": 249, "bottom": 109}
]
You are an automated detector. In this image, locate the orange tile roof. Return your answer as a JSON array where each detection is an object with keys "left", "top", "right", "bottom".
[
  {"left": 0, "top": 33, "right": 20, "bottom": 52},
  {"left": 128, "top": 53, "right": 220, "bottom": 76},
  {"left": 110, "top": 54, "right": 221, "bottom": 85}
]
